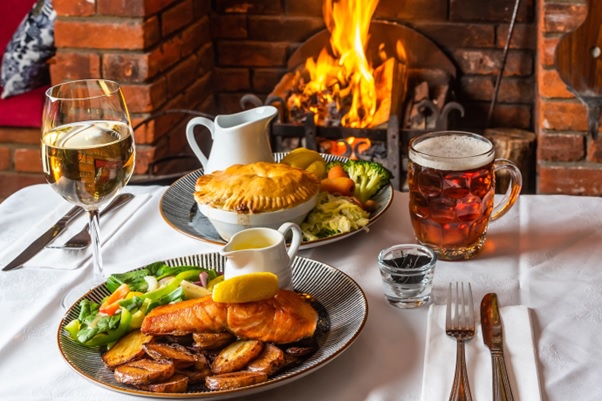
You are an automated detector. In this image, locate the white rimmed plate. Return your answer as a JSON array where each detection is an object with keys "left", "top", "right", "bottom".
[
  {"left": 57, "top": 253, "right": 368, "bottom": 399},
  {"left": 159, "top": 153, "right": 394, "bottom": 249}
]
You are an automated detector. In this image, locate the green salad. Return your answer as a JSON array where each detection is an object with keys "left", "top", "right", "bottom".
[{"left": 64, "top": 262, "right": 222, "bottom": 348}]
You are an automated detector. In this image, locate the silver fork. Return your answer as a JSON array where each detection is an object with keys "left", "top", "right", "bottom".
[
  {"left": 47, "top": 193, "right": 135, "bottom": 249},
  {"left": 446, "top": 282, "right": 475, "bottom": 401}
]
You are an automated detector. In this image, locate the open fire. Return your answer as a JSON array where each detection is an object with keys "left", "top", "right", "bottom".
[{"left": 286, "top": 0, "right": 406, "bottom": 130}]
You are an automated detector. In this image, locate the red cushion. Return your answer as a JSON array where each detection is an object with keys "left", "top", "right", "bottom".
[
  {"left": 0, "top": 1, "right": 47, "bottom": 128},
  {"left": 0, "top": 84, "right": 48, "bottom": 127},
  {"left": 0, "top": 1, "right": 35, "bottom": 59}
]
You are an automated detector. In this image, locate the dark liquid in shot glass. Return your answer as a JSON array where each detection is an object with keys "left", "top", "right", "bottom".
[{"left": 382, "top": 254, "right": 432, "bottom": 284}]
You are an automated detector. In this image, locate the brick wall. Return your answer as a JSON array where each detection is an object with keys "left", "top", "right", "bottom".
[
  {"left": 536, "top": 0, "right": 602, "bottom": 195},
  {"left": 0, "top": 127, "right": 47, "bottom": 201}
]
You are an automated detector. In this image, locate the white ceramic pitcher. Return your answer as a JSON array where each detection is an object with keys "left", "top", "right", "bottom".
[
  {"left": 219, "top": 222, "right": 302, "bottom": 290},
  {"left": 186, "top": 105, "right": 277, "bottom": 174}
]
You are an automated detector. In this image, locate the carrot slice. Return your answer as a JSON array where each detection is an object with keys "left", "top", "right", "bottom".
[
  {"left": 320, "top": 177, "right": 355, "bottom": 197},
  {"left": 327, "top": 165, "right": 348, "bottom": 180},
  {"left": 100, "top": 283, "right": 130, "bottom": 315}
]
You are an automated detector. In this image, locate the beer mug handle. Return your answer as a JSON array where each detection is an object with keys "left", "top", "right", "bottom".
[{"left": 490, "top": 159, "right": 522, "bottom": 221}]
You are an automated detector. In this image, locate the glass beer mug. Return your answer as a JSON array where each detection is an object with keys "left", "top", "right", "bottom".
[{"left": 407, "top": 131, "right": 522, "bottom": 260}]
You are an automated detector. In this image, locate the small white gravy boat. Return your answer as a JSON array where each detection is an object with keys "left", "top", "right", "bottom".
[{"left": 219, "top": 223, "right": 302, "bottom": 290}]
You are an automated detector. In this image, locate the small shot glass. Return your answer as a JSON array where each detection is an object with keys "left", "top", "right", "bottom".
[{"left": 377, "top": 244, "right": 437, "bottom": 309}]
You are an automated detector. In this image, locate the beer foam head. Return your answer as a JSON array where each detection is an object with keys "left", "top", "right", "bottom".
[{"left": 409, "top": 133, "right": 494, "bottom": 171}]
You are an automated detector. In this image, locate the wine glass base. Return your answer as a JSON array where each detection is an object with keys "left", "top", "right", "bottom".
[{"left": 61, "top": 280, "right": 96, "bottom": 309}]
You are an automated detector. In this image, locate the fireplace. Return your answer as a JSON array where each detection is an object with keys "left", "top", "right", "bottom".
[{"left": 239, "top": 19, "right": 464, "bottom": 190}]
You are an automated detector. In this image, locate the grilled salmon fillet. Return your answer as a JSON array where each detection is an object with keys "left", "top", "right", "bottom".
[{"left": 141, "top": 290, "right": 318, "bottom": 344}]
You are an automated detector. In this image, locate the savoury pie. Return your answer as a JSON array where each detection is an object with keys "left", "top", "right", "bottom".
[{"left": 194, "top": 162, "right": 321, "bottom": 213}]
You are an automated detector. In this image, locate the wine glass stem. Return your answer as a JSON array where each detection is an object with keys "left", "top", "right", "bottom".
[{"left": 88, "top": 209, "right": 103, "bottom": 285}]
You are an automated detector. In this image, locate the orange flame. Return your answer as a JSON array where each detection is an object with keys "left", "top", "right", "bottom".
[{"left": 295, "top": 0, "right": 381, "bottom": 129}]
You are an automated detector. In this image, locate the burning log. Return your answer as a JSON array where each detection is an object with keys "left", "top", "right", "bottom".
[
  {"left": 372, "top": 58, "right": 407, "bottom": 128},
  {"left": 281, "top": 0, "right": 410, "bottom": 131},
  {"left": 287, "top": 57, "right": 407, "bottom": 129},
  {"left": 403, "top": 69, "right": 451, "bottom": 131}
]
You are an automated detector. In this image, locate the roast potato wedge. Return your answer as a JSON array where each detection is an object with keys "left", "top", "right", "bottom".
[
  {"left": 162, "top": 334, "right": 193, "bottom": 345},
  {"left": 143, "top": 373, "right": 189, "bottom": 393},
  {"left": 176, "top": 369, "right": 210, "bottom": 385},
  {"left": 114, "top": 359, "right": 175, "bottom": 387},
  {"left": 246, "top": 343, "right": 286, "bottom": 375},
  {"left": 174, "top": 352, "right": 213, "bottom": 384},
  {"left": 102, "top": 330, "right": 153, "bottom": 370},
  {"left": 143, "top": 342, "right": 197, "bottom": 369},
  {"left": 211, "top": 340, "right": 263, "bottom": 374},
  {"left": 192, "top": 332, "right": 235, "bottom": 350},
  {"left": 193, "top": 352, "right": 213, "bottom": 375},
  {"left": 205, "top": 371, "right": 268, "bottom": 390}
]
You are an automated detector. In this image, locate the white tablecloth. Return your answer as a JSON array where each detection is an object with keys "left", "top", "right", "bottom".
[{"left": 1, "top": 184, "right": 601, "bottom": 401}]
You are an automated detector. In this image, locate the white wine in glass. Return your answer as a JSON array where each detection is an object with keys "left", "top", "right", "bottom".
[{"left": 41, "top": 79, "right": 135, "bottom": 308}]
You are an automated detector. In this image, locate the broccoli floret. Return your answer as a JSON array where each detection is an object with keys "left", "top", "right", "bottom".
[{"left": 343, "top": 160, "right": 393, "bottom": 204}]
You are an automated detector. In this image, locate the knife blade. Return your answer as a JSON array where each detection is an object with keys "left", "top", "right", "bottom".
[
  {"left": 481, "top": 293, "right": 515, "bottom": 401},
  {"left": 2, "top": 205, "right": 85, "bottom": 271}
]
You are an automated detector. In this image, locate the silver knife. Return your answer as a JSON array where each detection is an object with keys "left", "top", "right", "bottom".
[
  {"left": 2, "top": 205, "right": 85, "bottom": 271},
  {"left": 481, "top": 293, "right": 515, "bottom": 401}
]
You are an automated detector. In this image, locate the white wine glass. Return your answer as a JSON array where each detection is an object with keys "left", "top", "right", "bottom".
[{"left": 41, "top": 79, "right": 135, "bottom": 308}]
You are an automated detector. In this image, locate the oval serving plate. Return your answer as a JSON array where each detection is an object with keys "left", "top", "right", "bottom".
[
  {"left": 159, "top": 153, "right": 394, "bottom": 249},
  {"left": 57, "top": 254, "right": 368, "bottom": 399}
]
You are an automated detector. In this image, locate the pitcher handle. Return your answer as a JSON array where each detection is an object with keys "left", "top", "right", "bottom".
[
  {"left": 278, "top": 223, "right": 303, "bottom": 261},
  {"left": 186, "top": 116, "right": 214, "bottom": 169},
  {"left": 490, "top": 159, "right": 522, "bottom": 221}
]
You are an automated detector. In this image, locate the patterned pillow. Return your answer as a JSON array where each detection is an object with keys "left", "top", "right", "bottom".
[{"left": 0, "top": 0, "right": 56, "bottom": 99}]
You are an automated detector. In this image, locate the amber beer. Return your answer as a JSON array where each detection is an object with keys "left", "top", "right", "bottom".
[{"left": 408, "top": 131, "right": 522, "bottom": 260}]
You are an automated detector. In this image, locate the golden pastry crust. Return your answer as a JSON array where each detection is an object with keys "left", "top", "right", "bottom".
[{"left": 194, "top": 162, "right": 320, "bottom": 213}]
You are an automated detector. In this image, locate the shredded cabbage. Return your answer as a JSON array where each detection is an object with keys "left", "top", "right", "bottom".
[{"left": 301, "top": 192, "right": 370, "bottom": 241}]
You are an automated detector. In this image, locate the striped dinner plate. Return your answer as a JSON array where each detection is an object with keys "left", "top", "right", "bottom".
[{"left": 57, "top": 253, "right": 368, "bottom": 399}]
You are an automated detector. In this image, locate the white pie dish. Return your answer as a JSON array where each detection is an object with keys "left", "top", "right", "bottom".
[{"left": 197, "top": 192, "right": 319, "bottom": 241}]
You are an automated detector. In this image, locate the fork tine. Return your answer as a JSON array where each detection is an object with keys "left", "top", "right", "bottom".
[
  {"left": 461, "top": 283, "right": 470, "bottom": 330},
  {"left": 447, "top": 282, "right": 475, "bottom": 331},
  {"left": 467, "top": 282, "right": 474, "bottom": 328},
  {"left": 456, "top": 283, "right": 466, "bottom": 330},
  {"left": 453, "top": 282, "right": 459, "bottom": 329},
  {"left": 446, "top": 283, "right": 452, "bottom": 329},
  {"left": 458, "top": 282, "right": 474, "bottom": 330}
]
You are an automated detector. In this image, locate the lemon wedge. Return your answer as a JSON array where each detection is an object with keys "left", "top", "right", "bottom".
[
  {"left": 212, "top": 272, "right": 279, "bottom": 303},
  {"left": 306, "top": 159, "right": 327, "bottom": 179},
  {"left": 207, "top": 275, "right": 224, "bottom": 291},
  {"left": 280, "top": 148, "right": 323, "bottom": 169}
]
